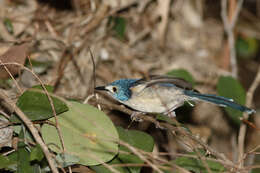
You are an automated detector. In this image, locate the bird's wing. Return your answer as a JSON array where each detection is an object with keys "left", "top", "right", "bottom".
[{"left": 130, "top": 75, "right": 197, "bottom": 93}]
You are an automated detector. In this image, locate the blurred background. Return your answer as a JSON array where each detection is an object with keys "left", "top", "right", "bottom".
[{"left": 1, "top": 0, "right": 260, "bottom": 172}]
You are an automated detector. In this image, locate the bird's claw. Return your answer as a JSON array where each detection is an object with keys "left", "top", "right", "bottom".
[{"left": 155, "top": 122, "right": 166, "bottom": 129}]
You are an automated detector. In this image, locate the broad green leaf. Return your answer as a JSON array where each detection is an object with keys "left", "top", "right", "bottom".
[
  {"left": 91, "top": 126, "right": 154, "bottom": 173},
  {"left": 3, "top": 18, "right": 14, "bottom": 34},
  {"left": 167, "top": 69, "right": 195, "bottom": 86},
  {"left": 117, "top": 126, "right": 154, "bottom": 173},
  {"left": 41, "top": 101, "right": 119, "bottom": 166},
  {"left": 10, "top": 85, "right": 68, "bottom": 122},
  {"left": 30, "top": 144, "right": 44, "bottom": 162},
  {"left": 0, "top": 154, "right": 17, "bottom": 170},
  {"left": 217, "top": 76, "right": 246, "bottom": 124},
  {"left": 17, "top": 128, "right": 33, "bottom": 173},
  {"left": 174, "top": 157, "right": 225, "bottom": 173}
]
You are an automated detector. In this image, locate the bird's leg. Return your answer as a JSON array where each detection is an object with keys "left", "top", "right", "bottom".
[
  {"left": 130, "top": 111, "right": 144, "bottom": 122},
  {"left": 163, "top": 102, "right": 184, "bottom": 117}
]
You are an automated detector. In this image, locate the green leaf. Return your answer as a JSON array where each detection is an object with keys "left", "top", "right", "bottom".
[
  {"left": 174, "top": 157, "right": 225, "bottom": 173},
  {"left": 3, "top": 18, "right": 14, "bottom": 34},
  {"left": 236, "top": 36, "right": 258, "bottom": 59},
  {"left": 111, "top": 17, "right": 126, "bottom": 40},
  {"left": 117, "top": 127, "right": 154, "bottom": 173},
  {"left": 217, "top": 76, "right": 246, "bottom": 124},
  {"left": 17, "top": 128, "right": 33, "bottom": 173},
  {"left": 41, "top": 101, "right": 119, "bottom": 166},
  {"left": 30, "top": 144, "right": 44, "bottom": 162},
  {"left": 167, "top": 69, "right": 195, "bottom": 86},
  {"left": 91, "top": 158, "right": 130, "bottom": 173},
  {"left": 91, "top": 126, "right": 154, "bottom": 173},
  {"left": 0, "top": 154, "right": 17, "bottom": 170},
  {"left": 42, "top": 153, "right": 80, "bottom": 172},
  {"left": 10, "top": 85, "right": 68, "bottom": 122},
  {"left": 56, "top": 153, "right": 80, "bottom": 168},
  {"left": 7, "top": 151, "right": 18, "bottom": 171}
]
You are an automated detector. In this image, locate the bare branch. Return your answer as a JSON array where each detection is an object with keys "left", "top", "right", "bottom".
[
  {"left": 221, "top": 0, "right": 244, "bottom": 78},
  {"left": 238, "top": 65, "right": 260, "bottom": 169},
  {"left": 0, "top": 91, "right": 59, "bottom": 173}
]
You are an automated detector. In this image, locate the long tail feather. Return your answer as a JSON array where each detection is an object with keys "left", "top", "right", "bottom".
[{"left": 184, "top": 90, "right": 256, "bottom": 114}]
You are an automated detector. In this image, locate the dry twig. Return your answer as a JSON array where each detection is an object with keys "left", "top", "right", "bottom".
[
  {"left": 238, "top": 65, "right": 260, "bottom": 170},
  {"left": 0, "top": 91, "right": 59, "bottom": 173},
  {"left": 221, "top": 0, "right": 244, "bottom": 78},
  {"left": 0, "top": 62, "right": 67, "bottom": 172}
]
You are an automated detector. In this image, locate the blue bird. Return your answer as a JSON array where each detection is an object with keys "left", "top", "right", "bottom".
[{"left": 95, "top": 75, "right": 255, "bottom": 118}]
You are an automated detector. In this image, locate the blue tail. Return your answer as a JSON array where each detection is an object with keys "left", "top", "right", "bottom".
[{"left": 184, "top": 90, "right": 255, "bottom": 114}]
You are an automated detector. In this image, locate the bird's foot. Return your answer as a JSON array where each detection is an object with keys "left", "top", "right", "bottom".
[
  {"left": 155, "top": 122, "right": 166, "bottom": 129},
  {"left": 130, "top": 112, "right": 144, "bottom": 122}
]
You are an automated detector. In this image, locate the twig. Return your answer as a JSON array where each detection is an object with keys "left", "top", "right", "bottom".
[
  {"left": 0, "top": 62, "right": 66, "bottom": 170},
  {"left": 0, "top": 91, "right": 59, "bottom": 173},
  {"left": 94, "top": 98, "right": 234, "bottom": 165},
  {"left": 238, "top": 65, "right": 260, "bottom": 169},
  {"left": 87, "top": 47, "right": 96, "bottom": 94},
  {"left": 0, "top": 60, "right": 23, "bottom": 94},
  {"left": 221, "top": 0, "right": 244, "bottom": 78},
  {"left": 119, "top": 140, "right": 164, "bottom": 173}
]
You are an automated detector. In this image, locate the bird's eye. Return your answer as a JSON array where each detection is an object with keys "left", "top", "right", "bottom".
[{"left": 112, "top": 87, "right": 117, "bottom": 93}]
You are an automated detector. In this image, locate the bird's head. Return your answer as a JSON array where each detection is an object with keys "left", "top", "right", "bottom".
[{"left": 95, "top": 79, "right": 138, "bottom": 101}]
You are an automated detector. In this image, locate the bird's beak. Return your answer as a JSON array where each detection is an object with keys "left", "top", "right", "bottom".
[{"left": 95, "top": 86, "right": 107, "bottom": 91}]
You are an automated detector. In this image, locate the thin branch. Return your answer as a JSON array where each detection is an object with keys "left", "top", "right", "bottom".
[
  {"left": 94, "top": 98, "right": 234, "bottom": 165},
  {"left": 0, "top": 62, "right": 66, "bottom": 152},
  {"left": 0, "top": 60, "right": 23, "bottom": 94},
  {"left": 0, "top": 62, "right": 67, "bottom": 171},
  {"left": 119, "top": 140, "right": 164, "bottom": 173},
  {"left": 238, "top": 65, "right": 260, "bottom": 169},
  {"left": 88, "top": 47, "right": 96, "bottom": 91},
  {"left": 0, "top": 91, "right": 59, "bottom": 173},
  {"left": 221, "top": 0, "right": 244, "bottom": 78}
]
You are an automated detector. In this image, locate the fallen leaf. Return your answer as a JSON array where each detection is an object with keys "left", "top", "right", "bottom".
[{"left": 0, "top": 43, "right": 29, "bottom": 79}]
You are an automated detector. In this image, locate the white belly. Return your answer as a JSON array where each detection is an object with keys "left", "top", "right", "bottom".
[{"left": 122, "top": 86, "right": 190, "bottom": 113}]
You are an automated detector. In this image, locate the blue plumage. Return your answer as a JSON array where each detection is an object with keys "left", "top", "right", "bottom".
[
  {"left": 109, "top": 79, "right": 138, "bottom": 101},
  {"left": 95, "top": 75, "right": 255, "bottom": 115},
  {"left": 183, "top": 90, "right": 255, "bottom": 114}
]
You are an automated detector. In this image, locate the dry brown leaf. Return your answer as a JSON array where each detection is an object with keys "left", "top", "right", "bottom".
[
  {"left": 0, "top": 43, "right": 29, "bottom": 79},
  {"left": 0, "top": 117, "right": 13, "bottom": 148}
]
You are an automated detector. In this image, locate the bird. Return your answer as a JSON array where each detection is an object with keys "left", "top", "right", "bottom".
[{"left": 95, "top": 75, "right": 255, "bottom": 119}]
